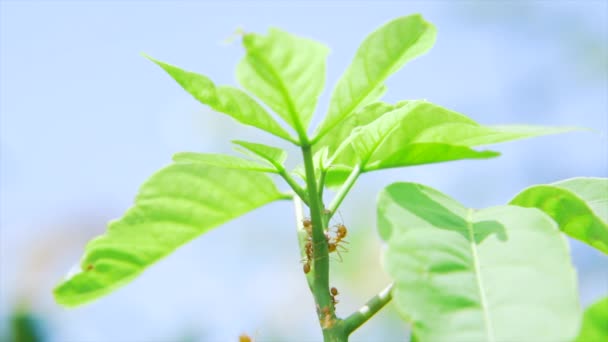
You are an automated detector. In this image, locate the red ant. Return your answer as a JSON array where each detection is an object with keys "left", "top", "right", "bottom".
[{"left": 330, "top": 286, "right": 339, "bottom": 305}]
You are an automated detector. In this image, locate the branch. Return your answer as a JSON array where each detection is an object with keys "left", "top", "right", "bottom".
[
  {"left": 301, "top": 144, "right": 332, "bottom": 311},
  {"left": 327, "top": 165, "right": 361, "bottom": 216},
  {"left": 342, "top": 283, "right": 394, "bottom": 335},
  {"left": 278, "top": 168, "right": 309, "bottom": 206},
  {"left": 293, "top": 195, "right": 314, "bottom": 291}
]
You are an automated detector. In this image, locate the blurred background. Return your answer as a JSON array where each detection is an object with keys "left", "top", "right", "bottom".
[{"left": 1, "top": 1, "right": 606, "bottom": 341}]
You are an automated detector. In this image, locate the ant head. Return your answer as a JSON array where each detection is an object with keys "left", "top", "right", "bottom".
[
  {"left": 337, "top": 224, "right": 348, "bottom": 237},
  {"left": 330, "top": 287, "right": 339, "bottom": 296}
]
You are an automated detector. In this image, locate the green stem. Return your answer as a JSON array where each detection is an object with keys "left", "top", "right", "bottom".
[
  {"left": 279, "top": 168, "right": 309, "bottom": 206},
  {"left": 327, "top": 165, "right": 361, "bottom": 216},
  {"left": 317, "top": 169, "right": 327, "bottom": 203},
  {"left": 293, "top": 195, "right": 314, "bottom": 291},
  {"left": 301, "top": 144, "right": 333, "bottom": 321},
  {"left": 342, "top": 283, "right": 394, "bottom": 335}
]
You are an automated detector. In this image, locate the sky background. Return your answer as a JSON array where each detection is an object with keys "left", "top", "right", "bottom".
[{"left": 1, "top": 1, "right": 607, "bottom": 341}]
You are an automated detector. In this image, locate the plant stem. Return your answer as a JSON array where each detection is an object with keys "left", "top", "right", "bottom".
[
  {"left": 301, "top": 144, "right": 333, "bottom": 321},
  {"left": 293, "top": 195, "right": 314, "bottom": 291},
  {"left": 279, "top": 168, "right": 309, "bottom": 206},
  {"left": 342, "top": 283, "right": 394, "bottom": 335},
  {"left": 327, "top": 165, "right": 361, "bottom": 216},
  {"left": 317, "top": 169, "right": 327, "bottom": 202}
]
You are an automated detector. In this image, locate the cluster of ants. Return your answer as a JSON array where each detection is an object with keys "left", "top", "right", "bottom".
[{"left": 301, "top": 217, "right": 349, "bottom": 275}]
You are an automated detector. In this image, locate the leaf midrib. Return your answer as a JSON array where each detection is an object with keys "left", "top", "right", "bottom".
[
  {"left": 466, "top": 208, "right": 495, "bottom": 342},
  {"left": 247, "top": 52, "right": 303, "bottom": 136},
  {"left": 316, "top": 22, "right": 428, "bottom": 142}
]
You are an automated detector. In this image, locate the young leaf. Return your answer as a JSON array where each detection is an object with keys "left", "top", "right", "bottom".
[
  {"left": 232, "top": 140, "right": 287, "bottom": 170},
  {"left": 173, "top": 152, "right": 275, "bottom": 173},
  {"left": 54, "top": 163, "right": 283, "bottom": 307},
  {"left": 331, "top": 101, "right": 492, "bottom": 167},
  {"left": 313, "top": 14, "right": 436, "bottom": 142},
  {"left": 414, "top": 123, "right": 583, "bottom": 146},
  {"left": 335, "top": 100, "right": 577, "bottom": 172},
  {"left": 575, "top": 297, "right": 608, "bottom": 342},
  {"left": 237, "top": 28, "right": 329, "bottom": 138},
  {"left": 145, "top": 56, "right": 295, "bottom": 143},
  {"left": 366, "top": 143, "right": 500, "bottom": 170},
  {"left": 315, "top": 101, "right": 399, "bottom": 157},
  {"left": 510, "top": 177, "right": 608, "bottom": 254},
  {"left": 378, "top": 182, "right": 580, "bottom": 341}
]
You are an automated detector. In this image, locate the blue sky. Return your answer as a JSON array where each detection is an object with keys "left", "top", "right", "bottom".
[{"left": 1, "top": 1, "right": 606, "bottom": 341}]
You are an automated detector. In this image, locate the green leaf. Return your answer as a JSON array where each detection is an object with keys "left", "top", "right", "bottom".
[
  {"left": 414, "top": 123, "right": 583, "bottom": 147},
  {"left": 510, "top": 177, "right": 608, "bottom": 254},
  {"left": 54, "top": 163, "right": 283, "bottom": 306},
  {"left": 332, "top": 101, "right": 491, "bottom": 168},
  {"left": 173, "top": 152, "right": 275, "bottom": 173},
  {"left": 145, "top": 55, "right": 295, "bottom": 143},
  {"left": 336, "top": 100, "right": 576, "bottom": 171},
  {"left": 237, "top": 28, "right": 329, "bottom": 137},
  {"left": 366, "top": 143, "right": 500, "bottom": 170},
  {"left": 315, "top": 101, "right": 398, "bottom": 157},
  {"left": 378, "top": 182, "right": 580, "bottom": 341},
  {"left": 232, "top": 140, "right": 287, "bottom": 170},
  {"left": 575, "top": 297, "right": 608, "bottom": 342},
  {"left": 314, "top": 14, "right": 436, "bottom": 142}
]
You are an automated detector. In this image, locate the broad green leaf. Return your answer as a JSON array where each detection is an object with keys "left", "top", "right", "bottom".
[
  {"left": 575, "top": 297, "right": 608, "bottom": 342},
  {"left": 378, "top": 182, "right": 580, "bottom": 341},
  {"left": 232, "top": 140, "right": 287, "bottom": 170},
  {"left": 336, "top": 100, "right": 576, "bottom": 172},
  {"left": 237, "top": 28, "right": 329, "bottom": 136},
  {"left": 146, "top": 56, "right": 295, "bottom": 143},
  {"left": 315, "top": 101, "right": 399, "bottom": 157},
  {"left": 173, "top": 152, "right": 275, "bottom": 173},
  {"left": 334, "top": 101, "right": 498, "bottom": 168},
  {"left": 314, "top": 14, "right": 436, "bottom": 142},
  {"left": 366, "top": 143, "right": 500, "bottom": 170},
  {"left": 415, "top": 123, "right": 582, "bottom": 147},
  {"left": 511, "top": 177, "right": 608, "bottom": 254},
  {"left": 54, "top": 163, "right": 283, "bottom": 306},
  {"left": 553, "top": 178, "right": 608, "bottom": 222}
]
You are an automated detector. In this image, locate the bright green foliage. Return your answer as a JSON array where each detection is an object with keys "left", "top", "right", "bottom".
[
  {"left": 316, "top": 101, "right": 404, "bottom": 158},
  {"left": 53, "top": 13, "right": 602, "bottom": 342},
  {"left": 232, "top": 140, "right": 287, "bottom": 170},
  {"left": 575, "top": 297, "right": 608, "bottom": 342},
  {"left": 54, "top": 163, "right": 283, "bottom": 306},
  {"left": 173, "top": 152, "right": 274, "bottom": 172},
  {"left": 237, "top": 28, "right": 329, "bottom": 138},
  {"left": 314, "top": 14, "right": 436, "bottom": 142},
  {"left": 511, "top": 177, "right": 608, "bottom": 254},
  {"left": 146, "top": 56, "right": 295, "bottom": 143},
  {"left": 323, "top": 100, "right": 575, "bottom": 186},
  {"left": 378, "top": 182, "right": 580, "bottom": 341}
]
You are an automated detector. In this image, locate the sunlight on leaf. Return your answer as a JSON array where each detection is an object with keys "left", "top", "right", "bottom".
[
  {"left": 173, "top": 152, "right": 275, "bottom": 173},
  {"left": 232, "top": 140, "right": 287, "bottom": 170},
  {"left": 237, "top": 28, "right": 329, "bottom": 137},
  {"left": 54, "top": 163, "right": 283, "bottom": 306},
  {"left": 314, "top": 14, "right": 436, "bottom": 142},
  {"left": 378, "top": 182, "right": 580, "bottom": 341},
  {"left": 511, "top": 177, "right": 608, "bottom": 254},
  {"left": 146, "top": 55, "right": 295, "bottom": 143},
  {"left": 575, "top": 297, "right": 608, "bottom": 342}
]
